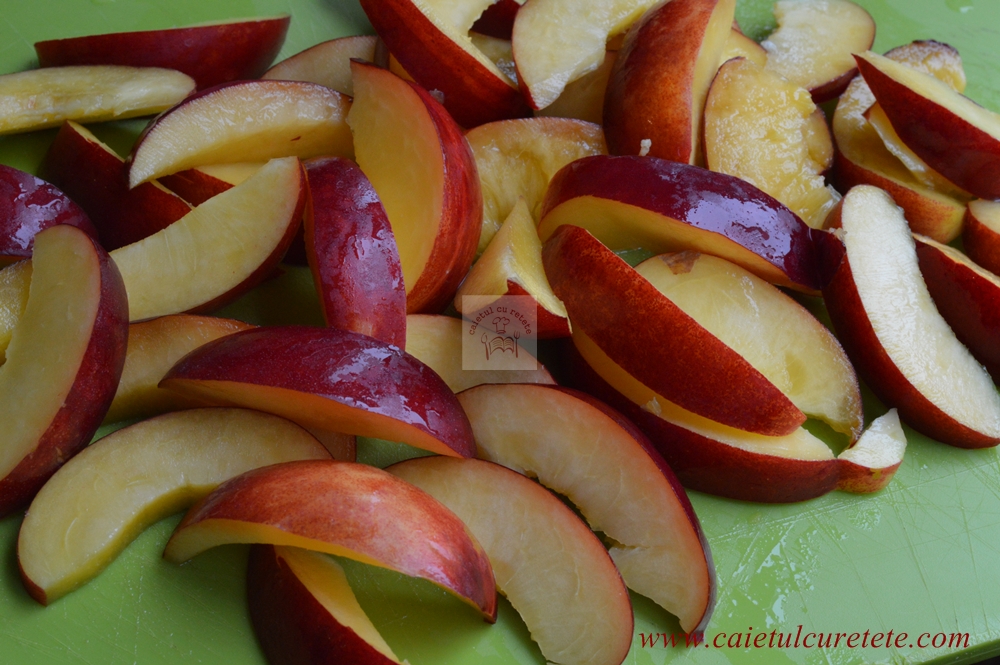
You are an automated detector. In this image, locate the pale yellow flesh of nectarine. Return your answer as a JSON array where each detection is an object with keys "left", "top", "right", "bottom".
[
  {"left": 0, "top": 66, "right": 195, "bottom": 135},
  {"left": 104, "top": 315, "right": 255, "bottom": 423},
  {"left": 635, "top": 252, "right": 862, "bottom": 439},
  {"left": 389, "top": 457, "right": 633, "bottom": 665},
  {"left": 404, "top": 314, "right": 555, "bottom": 392},
  {"left": 273, "top": 547, "right": 401, "bottom": 663},
  {"left": 17, "top": 409, "right": 330, "bottom": 604},
  {"left": 455, "top": 199, "right": 567, "bottom": 320},
  {"left": 533, "top": 51, "right": 616, "bottom": 125},
  {"left": 127, "top": 81, "right": 352, "bottom": 186},
  {"left": 573, "top": 329, "right": 835, "bottom": 461},
  {"left": 720, "top": 28, "right": 765, "bottom": 67},
  {"left": 839, "top": 409, "right": 906, "bottom": 469},
  {"left": 467, "top": 117, "right": 606, "bottom": 254},
  {"left": 841, "top": 186, "right": 1000, "bottom": 436},
  {"left": 512, "top": 0, "right": 661, "bottom": 109},
  {"left": 262, "top": 35, "right": 378, "bottom": 96},
  {"left": 704, "top": 57, "right": 840, "bottom": 229},
  {"left": 0, "top": 260, "right": 30, "bottom": 362},
  {"left": 0, "top": 227, "right": 100, "bottom": 480},
  {"left": 460, "top": 384, "right": 711, "bottom": 632},
  {"left": 112, "top": 157, "right": 302, "bottom": 321},
  {"left": 761, "top": 0, "right": 875, "bottom": 94}
]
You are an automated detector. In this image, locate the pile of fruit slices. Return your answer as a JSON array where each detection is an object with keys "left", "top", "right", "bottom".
[{"left": 2, "top": 0, "right": 1000, "bottom": 662}]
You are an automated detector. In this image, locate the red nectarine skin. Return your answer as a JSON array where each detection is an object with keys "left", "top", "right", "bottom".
[
  {"left": 560, "top": 343, "right": 840, "bottom": 504},
  {"left": 471, "top": 0, "right": 521, "bottom": 39},
  {"left": 247, "top": 545, "right": 398, "bottom": 665},
  {"left": 0, "top": 164, "right": 96, "bottom": 259},
  {"left": 304, "top": 157, "right": 406, "bottom": 347},
  {"left": 822, "top": 234, "right": 1000, "bottom": 449},
  {"left": 34, "top": 17, "right": 290, "bottom": 90},
  {"left": 539, "top": 155, "right": 822, "bottom": 292},
  {"left": 854, "top": 55, "right": 1000, "bottom": 200},
  {"left": 160, "top": 326, "right": 475, "bottom": 458},
  {"left": 603, "top": 0, "right": 727, "bottom": 162},
  {"left": 173, "top": 460, "right": 496, "bottom": 619},
  {"left": 158, "top": 169, "right": 234, "bottom": 207},
  {"left": 543, "top": 225, "right": 806, "bottom": 436},
  {"left": 40, "top": 122, "right": 191, "bottom": 250},
  {"left": 963, "top": 207, "right": 1000, "bottom": 276},
  {"left": 0, "top": 231, "right": 128, "bottom": 517},
  {"left": 503, "top": 281, "right": 571, "bottom": 339},
  {"left": 358, "top": 0, "right": 531, "bottom": 127},
  {"left": 914, "top": 236, "right": 1000, "bottom": 382}
]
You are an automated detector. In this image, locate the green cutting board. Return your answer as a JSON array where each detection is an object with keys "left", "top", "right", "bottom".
[{"left": 2, "top": 1, "right": 1000, "bottom": 664}]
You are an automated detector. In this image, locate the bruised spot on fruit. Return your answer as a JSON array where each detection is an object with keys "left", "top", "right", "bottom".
[{"left": 661, "top": 251, "right": 698, "bottom": 275}]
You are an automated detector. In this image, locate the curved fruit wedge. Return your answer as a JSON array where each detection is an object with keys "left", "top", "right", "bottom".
[
  {"left": 635, "top": 252, "right": 862, "bottom": 440},
  {"left": 563, "top": 338, "right": 839, "bottom": 504},
  {"left": 304, "top": 157, "right": 405, "bottom": 347},
  {"left": 388, "top": 457, "right": 633, "bottom": 665},
  {"left": 963, "top": 198, "right": 1000, "bottom": 275},
  {"left": 112, "top": 156, "right": 305, "bottom": 321},
  {"left": 704, "top": 57, "right": 840, "bottom": 229},
  {"left": 837, "top": 409, "right": 906, "bottom": 494},
  {"left": 512, "top": 0, "right": 661, "bottom": 111},
  {"left": 127, "top": 80, "right": 352, "bottom": 187},
  {"left": 534, "top": 50, "right": 617, "bottom": 125},
  {"left": 404, "top": 314, "right": 554, "bottom": 392},
  {"left": 543, "top": 225, "right": 805, "bottom": 436},
  {"left": 0, "top": 225, "right": 128, "bottom": 517},
  {"left": 158, "top": 162, "right": 260, "bottom": 206},
  {"left": 466, "top": 116, "right": 606, "bottom": 253},
  {"left": 831, "top": 41, "right": 969, "bottom": 242},
  {"left": 104, "top": 315, "right": 254, "bottom": 423},
  {"left": 17, "top": 408, "right": 330, "bottom": 605},
  {"left": 248, "top": 545, "right": 402, "bottom": 665},
  {"left": 721, "top": 28, "right": 765, "bottom": 66},
  {"left": 823, "top": 185, "right": 1000, "bottom": 449},
  {"left": 455, "top": 199, "right": 569, "bottom": 339},
  {"left": 602, "top": 0, "right": 735, "bottom": 163},
  {"left": 35, "top": 17, "right": 290, "bottom": 90},
  {"left": 263, "top": 35, "right": 377, "bottom": 95},
  {"left": 537, "top": 155, "right": 821, "bottom": 293},
  {"left": 347, "top": 61, "right": 481, "bottom": 313},
  {"left": 855, "top": 51, "right": 1000, "bottom": 200},
  {"left": 913, "top": 233, "right": 1000, "bottom": 383},
  {"left": 0, "top": 65, "right": 194, "bottom": 135},
  {"left": 0, "top": 164, "right": 95, "bottom": 261},
  {"left": 460, "top": 383, "right": 714, "bottom": 633},
  {"left": 41, "top": 120, "right": 192, "bottom": 250},
  {"left": 761, "top": 0, "right": 874, "bottom": 103},
  {"left": 359, "top": 0, "right": 530, "bottom": 127},
  {"left": 164, "top": 460, "right": 497, "bottom": 620},
  {"left": 160, "top": 325, "right": 475, "bottom": 458}
]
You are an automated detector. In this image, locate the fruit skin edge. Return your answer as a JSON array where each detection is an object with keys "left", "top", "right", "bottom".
[{"left": 3, "top": 0, "right": 1000, "bottom": 663}]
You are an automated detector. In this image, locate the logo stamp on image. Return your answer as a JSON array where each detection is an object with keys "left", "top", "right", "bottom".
[{"left": 461, "top": 294, "right": 538, "bottom": 371}]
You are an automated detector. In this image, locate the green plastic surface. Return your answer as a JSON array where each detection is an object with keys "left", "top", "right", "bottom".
[{"left": 2, "top": 1, "right": 1000, "bottom": 663}]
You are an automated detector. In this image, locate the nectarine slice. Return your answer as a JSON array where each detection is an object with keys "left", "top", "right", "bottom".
[
  {"left": 823, "top": 185, "right": 1000, "bottom": 448},
  {"left": 17, "top": 408, "right": 330, "bottom": 604},
  {"left": 263, "top": 35, "right": 378, "bottom": 95},
  {"left": 160, "top": 325, "right": 476, "bottom": 458},
  {"left": 761, "top": 0, "right": 874, "bottom": 103},
  {"left": 0, "top": 225, "right": 128, "bottom": 517},
  {"left": 837, "top": 409, "right": 906, "bottom": 494},
  {"left": 247, "top": 545, "right": 402, "bottom": 665},
  {"left": 537, "top": 155, "right": 822, "bottom": 292},
  {"left": 460, "top": 383, "right": 714, "bottom": 633},
  {"left": 389, "top": 457, "right": 633, "bottom": 665},
  {"left": 963, "top": 198, "right": 1000, "bottom": 275},
  {"left": 348, "top": 61, "right": 481, "bottom": 313},
  {"left": 543, "top": 224, "right": 806, "bottom": 436},
  {"left": 0, "top": 164, "right": 95, "bottom": 261},
  {"left": 0, "top": 65, "right": 194, "bottom": 135},
  {"left": 112, "top": 156, "right": 305, "bottom": 321},
  {"left": 164, "top": 460, "right": 497, "bottom": 620},
  {"left": 704, "top": 57, "right": 840, "bottom": 229},
  {"left": 127, "top": 80, "right": 352, "bottom": 187},
  {"left": 635, "top": 252, "right": 862, "bottom": 440}
]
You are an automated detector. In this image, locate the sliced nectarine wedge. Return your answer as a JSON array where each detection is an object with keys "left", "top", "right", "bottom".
[{"left": 837, "top": 409, "right": 906, "bottom": 494}]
